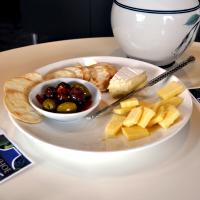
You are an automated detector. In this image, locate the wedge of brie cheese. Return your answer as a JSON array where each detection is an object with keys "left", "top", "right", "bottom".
[{"left": 108, "top": 67, "right": 147, "bottom": 98}]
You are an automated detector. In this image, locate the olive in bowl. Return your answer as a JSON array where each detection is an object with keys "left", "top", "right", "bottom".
[{"left": 28, "top": 78, "right": 101, "bottom": 121}]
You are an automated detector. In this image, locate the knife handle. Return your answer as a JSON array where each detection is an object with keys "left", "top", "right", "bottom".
[{"left": 147, "top": 56, "right": 195, "bottom": 87}]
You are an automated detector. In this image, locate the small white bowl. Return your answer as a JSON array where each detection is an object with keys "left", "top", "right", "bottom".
[{"left": 29, "top": 78, "right": 101, "bottom": 121}]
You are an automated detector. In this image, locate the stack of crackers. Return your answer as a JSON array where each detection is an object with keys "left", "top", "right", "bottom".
[
  {"left": 3, "top": 63, "right": 117, "bottom": 124},
  {"left": 3, "top": 72, "right": 44, "bottom": 123}
]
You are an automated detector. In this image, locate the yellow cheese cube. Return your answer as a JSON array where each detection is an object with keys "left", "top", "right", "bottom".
[
  {"left": 105, "top": 114, "right": 126, "bottom": 138},
  {"left": 113, "top": 107, "right": 132, "bottom": 115},
  {"left": 122, "top": 126, "right": 149, "bottom": 140},
  {"left": 140, "top": 101, "right": 153, "bottom": 108},
  {"left": 160, "top": 96, "right": 183, "bottom": 107},
  {"left": 123, "top": 106, "right": 143, "bottom": 127},
  {"left": 138, "top": 107, "right": 155, "bottom": 128},
  {"left": 120, "top": 97, "right": 139, "bottom": 108},
  {"left": 148, "top": 106, "right": 166, "bottom": 127},
  {"left": 158, "top": 105, "right": 180, "bottom": 129},
  {"left": 151, "top": 101, "right": 161, "bottom": 112},
  {"left": 151, "top": 96, "right": 183, "bottom": 112},
  {"left": 156, "top": 81, "right": 185, "bottom": 100}
]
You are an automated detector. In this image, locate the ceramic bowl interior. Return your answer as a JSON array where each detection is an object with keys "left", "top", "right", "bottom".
[{"left": 29, "top": 78, "right": 101, "bottom": 121}]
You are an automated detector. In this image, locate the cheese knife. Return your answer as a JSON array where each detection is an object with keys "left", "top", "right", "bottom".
[{"left": 88, "top": 56, "right": 195, "bottom": 119}]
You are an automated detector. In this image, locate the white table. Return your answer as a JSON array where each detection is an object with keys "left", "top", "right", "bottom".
[{"left": 1, "top": 37, "right": 200, "bottom": 200}]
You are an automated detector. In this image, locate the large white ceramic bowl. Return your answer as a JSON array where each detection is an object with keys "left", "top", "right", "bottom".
[
  {"left": 111, "top": 0, "right": 200, "bottom": 66},
  {"left": 29, "top": 78, "right": 101, "bottom": 121}
]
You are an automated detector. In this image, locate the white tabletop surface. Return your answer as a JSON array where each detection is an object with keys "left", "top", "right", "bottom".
[{"left": 1, "top": 37, "right": 200, "bottom": 200}]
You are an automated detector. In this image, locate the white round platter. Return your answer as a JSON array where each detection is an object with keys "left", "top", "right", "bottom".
[{"left": 9, "top": 56, "right": 193, "bottom": 159}]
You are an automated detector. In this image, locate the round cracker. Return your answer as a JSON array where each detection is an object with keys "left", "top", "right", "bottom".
[
  {"left": 4, "top": 90, "right": 43, "bottom": 124},
  {"left": 3, "top": 77, "right": 37, "bottom": 94}
]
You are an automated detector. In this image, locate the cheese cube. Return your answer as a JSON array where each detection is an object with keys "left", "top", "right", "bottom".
[
  {"left": 151, "top": 96, "right": 183, "bottom": 112},
  {"left": 105, "top": 114, "right": 126, "bottom": 138},
  {"left": 113, "top": 107, "right": 132, "bottom": 115},
  {"left": 123, "top": 106, "right": 143, "bottom": 127},
  {"left": 148, "top": 106, "right": 166, "bottom": 127},
  {"left": 160, "top": 96, "right": 183, "bottom": 107},
  {"left": 158, "top": 105, "right": 180, "bottom": 128},
  {"left": 156, "top": 81, "right": 185, "bottom": 100},
  {"left": 122, "top": 126, "right": 149, "bottom": 140},
  {"left": 140, "top": 101, "right": 153, "bottom": 108},
  {"left": 151, "top": 101, "right": 161, "bottom": 112},
  {"left": 138, "top": 107, "right": 155, "bottom": 128},
  {"left": 120, "top": 97, "right": 139, "bottom": 108}
]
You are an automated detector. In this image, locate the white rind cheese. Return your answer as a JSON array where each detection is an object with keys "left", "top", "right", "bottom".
[{"left": 108, "top": 67, "right": 147, "bottom": 98}]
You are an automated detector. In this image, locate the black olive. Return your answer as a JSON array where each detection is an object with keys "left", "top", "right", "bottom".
[
  {"left": 56, "top": 93, "right": 71, "bottom": 102},
  {"left": 36, "top": 94, "right": 45, "bottom": 104},
  {"left": 71, "top": 82, "right": 91, "bottom": 99},
  {"left": 36, "top": 81, "right": 93, "bottom": 114},
  {"left": 56, "top": 82, "right": 71, "bottom": 95},
  {"left": 44, "top": 87, "right": 56, "bottom": 99},
  {"left": 70, "top": 87, "right": 85, "bottom": 103}
]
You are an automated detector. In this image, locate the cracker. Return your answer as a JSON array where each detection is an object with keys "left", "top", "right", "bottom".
[
  {"left": 3, "top": 77, "right": 37, "bottom": 94},
  {"left": 4, "top": 90, "right": 43, "bottom": 124}
]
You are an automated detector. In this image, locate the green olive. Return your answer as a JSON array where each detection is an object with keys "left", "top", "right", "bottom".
[
  {"left": 71, "top": 82, "right": 91, "bottom": 98},
  {"left": 42, "top": 99, "right": 56, "bottom": 111},
  {"left": 56, "top": 102, "right": 77, "bottom": 113}
]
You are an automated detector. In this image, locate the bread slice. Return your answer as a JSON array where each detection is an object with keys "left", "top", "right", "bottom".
[
  {"left": 89, "top": 63, "right": 117, "bottom": 92},
  {"left": 44, "top": 69, "right": 76, "bottom": 80},
  {"left": 20, "top": 72, "right": 43, "bottom": 82},
  {"left": 65, "top": 65, "right": 84, "bottom": 79}
]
